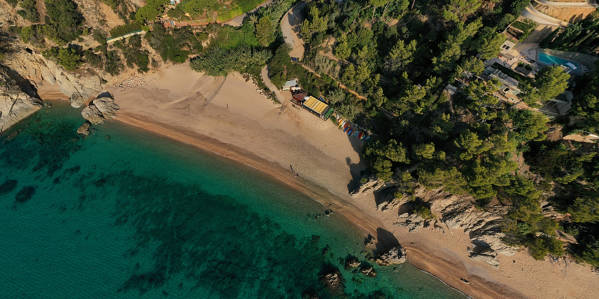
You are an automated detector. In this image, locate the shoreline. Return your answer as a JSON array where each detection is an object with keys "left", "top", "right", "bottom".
[
  {"left": 115, "top": 113, "right": 383, "bottom": 236},
  {"left": 91, "top": 63, "right": 599, "bottom": 299},
  {"left": 114, "top": 112, "right": 521, "bottom": 299}
]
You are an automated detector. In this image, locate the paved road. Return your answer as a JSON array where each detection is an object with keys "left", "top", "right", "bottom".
[
  {"left": 535, "top": 0, "right": 598, "bottom": 7},
  {"left": 107, "top": 31, "right": 146, "bottom": 44}
]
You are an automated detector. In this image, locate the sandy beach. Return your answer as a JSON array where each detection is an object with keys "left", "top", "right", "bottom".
[{"left": 109, "top": 64, "right": 599, "bottom": 299}]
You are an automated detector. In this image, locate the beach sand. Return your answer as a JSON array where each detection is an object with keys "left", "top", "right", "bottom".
[{"left": 109, "top": 64, "right": 598, "bottom": 299}]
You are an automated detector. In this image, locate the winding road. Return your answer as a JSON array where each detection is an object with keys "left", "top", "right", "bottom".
[
  {"left": 522, "top": 0, "right": 598, "bottom": 27},
  {"left": 522, "top": 4, "right": 569, "bottom": 26}
]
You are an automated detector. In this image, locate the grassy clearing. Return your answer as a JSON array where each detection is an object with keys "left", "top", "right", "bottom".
[{"left": 174, "top": 0, "right": 264, "bottom": 22}]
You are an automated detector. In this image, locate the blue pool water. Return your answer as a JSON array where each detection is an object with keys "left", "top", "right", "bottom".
[
  {"left": 0, "top": 102, "right": 465, "bottom": 298},
  {"left": 538, "top": 52, "right": 580, "bottom": 73}
]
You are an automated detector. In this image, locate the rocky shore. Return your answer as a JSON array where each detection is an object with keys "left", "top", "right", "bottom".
[
  {"left": 351, "top": 176, "right": 516, "bottom": 268},
  {"left": 0, "top": 65, "right": 41, "bottom": 132}
]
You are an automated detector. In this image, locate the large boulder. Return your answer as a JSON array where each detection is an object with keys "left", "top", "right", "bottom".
[
  {"left": 81, "top": 96, "right": 119, "bottom": 125},
  {"left": 319, "top": 269, "right": 344, "bottom": 294},
  {"left": 351, "top": 176, "right": 387, "bottom": 197},
  {"left": 375, "top": 246, "right": 407, "bottom": 266},
  {"left": 76, "top": 121, "right": 91, "bottom": 136}
]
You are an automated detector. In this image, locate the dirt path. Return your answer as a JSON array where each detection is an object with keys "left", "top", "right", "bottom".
[
  {"left": 298, "top": 63, "right": 368, "bottom": 101},
  {"left": 35, "top": 0, "right": 46, "bottom": 24},
  {"left": 522, "top": 3, "right": 570, "bottom": 26},
  {"left": 260, "top": 65, "right": 287, "bottom": 103},
  {"left": 281, "top": 3, "right": 306, "bottom": 60},
  {"left": 279, "top": 4, "right": 367, "bottom": 101}
]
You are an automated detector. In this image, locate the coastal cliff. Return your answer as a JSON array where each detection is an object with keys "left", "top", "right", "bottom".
[
  {"left": 0, "top": 65, "right": 41, "bottom": 132},
  {"left": 5, "top": 49, "right": 103, "bottom": 108}
]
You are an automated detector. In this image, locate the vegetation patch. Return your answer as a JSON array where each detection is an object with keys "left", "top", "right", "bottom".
[{"left": 171, "top": 0, "right": 264, "bottom": 22}]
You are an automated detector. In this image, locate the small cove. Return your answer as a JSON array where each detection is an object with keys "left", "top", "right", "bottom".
[{"left": 0, "top": 102, "right": 465, "bottom": 298}]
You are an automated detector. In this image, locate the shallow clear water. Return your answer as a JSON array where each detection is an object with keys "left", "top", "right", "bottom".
[{"left": 0, "top": 102, "right": 465, "bottom": 298}]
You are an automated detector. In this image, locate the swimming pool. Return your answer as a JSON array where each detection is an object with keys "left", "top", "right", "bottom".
[{"left": 538, "top": 52, "right": 581, "bottom": 73}]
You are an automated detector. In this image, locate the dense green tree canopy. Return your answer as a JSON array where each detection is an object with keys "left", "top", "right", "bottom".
[{"left": 45, "top": 0, "right": 84, "bottom": 43}]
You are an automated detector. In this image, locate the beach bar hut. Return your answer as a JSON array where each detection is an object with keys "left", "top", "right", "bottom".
[
  {"left": 302, "top": 96, "right": 329, "bottom": 119},
  {"left": 291, "top": 91, "right": 307, "bottom": 105},
  {"left": 282, "top": 79, "right": 299, "bottom": 91}
]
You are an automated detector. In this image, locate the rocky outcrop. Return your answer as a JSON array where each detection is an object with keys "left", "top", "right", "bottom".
[
  {"left": 5, "top": 50, "right": 102, "bottom": 108},
  {"left": 0, "top": 65, "right": 42, "bottom": 131},
  {"left": 393, "top": 188, "right": 516, "bottom": 266},
  {"left": 351, "top": 176, "right": 387, "bottom": 197},
  {"left": 81, "top": 96, "right": 119, "bottom": 125},
  {"left": 351, "top": 177, "right": 404, "bottom": 211},
  {"left": 359, "top": 264, "right": 377, "bottom": 277},
  {"left": 352, "top": 176, "right": 517, "bottom": 267},
  {"left": 77, "top": 121, "right": 91, "bottom": 136},
  {"left": 319, "top": 270, "right": 344, "bottom": 294},
  {"left": 344, "top": 255, "right": 361, "bottom": 269},
  {"left": 375, "top": 246, "right": 407, "bottom": 266}
]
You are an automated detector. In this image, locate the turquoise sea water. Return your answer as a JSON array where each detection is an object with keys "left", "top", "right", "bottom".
[{"left": 0, "top": 102, "right": 465, "bottom": 298}]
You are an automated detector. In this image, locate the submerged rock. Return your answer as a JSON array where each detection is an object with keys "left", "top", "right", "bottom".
[
  {"left": 364, "top": 234, "right": 377, "bottom": 250},
  {"left": 344, "top": 255, "right": 361, "bottom": 269},
  {"left": 0, "top": 179, "right": 18, "bottom": 195},
  {"left": 359, "top": 264, "right": 377, "bottom": 277},
  {"left": 15, "top": 186, "right": 36, "bottom": 203},
  {"left": 320, "top": 270, "right": 344, "bottom": 294},
  {"left": 77, "top": 121, "right": 91, "bottom": 136},
  {"left": 375, "top": 246, "right": 407, "bottom": 266}
]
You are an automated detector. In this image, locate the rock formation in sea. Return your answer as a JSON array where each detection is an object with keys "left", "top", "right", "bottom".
[
  {"left": 0, "top": 65, "right": 42, "bottom": 132},
  {"left": 343, "top": 255, "right": 361, "bottom": 270},
  {"left": 353, "top": 177, "right": 516, "bottom": 267},
  {"left": 77, "top": 121, "right": 92, "bottom": 136},
  {"left": 375, "top": 246, "right": 407, "bottom": 266},
  {"left": 358, "top": 264, "right": 377, "bottom": 277},
  {"left": 81, "top": 96, "right": 120, "bottom": 125},
  {"left": 319, "top": 268, "right": 344, "bottom": 294}
]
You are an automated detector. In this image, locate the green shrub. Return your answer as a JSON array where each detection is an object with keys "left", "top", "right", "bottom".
[
  {"left": 43, "top": 46, "right": 83, "bottom": 71},
  {"left": 19, "top": 25, "right": 45, "bottom": 46},
  {"left": 135, "top": 0, "right": 168, "bottom": 23},
  {"left": 190, "top": 46, "right": 271, "bottom": 76},
  {"left": 104, "top": 50, "right": 123, "bottom": 75},
  {"left": 45, "top": 0, "right": 84, "bottom": 43},
  {"left": 17, "top": 0, "right": 40, "bottom": 22},
  {"left": 527, "top": 236, "right": 564, "bottom": 260},
  {"left": 84, "top": 50, "right": 103, "bottom": 68},
  {"left": 109, "top": 22, "right": 143, "bottom": 38}
]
